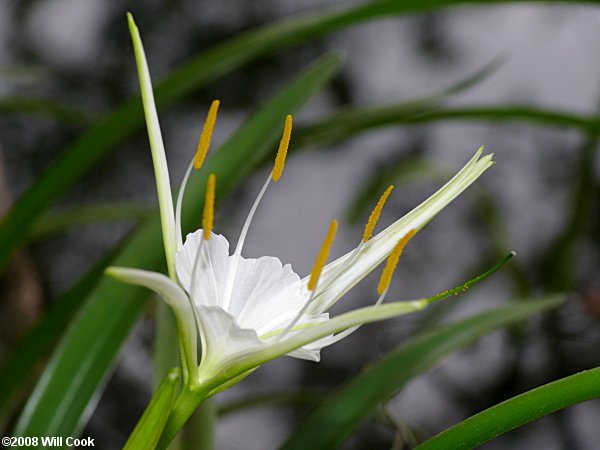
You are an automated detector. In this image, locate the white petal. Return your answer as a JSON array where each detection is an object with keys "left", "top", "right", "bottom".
[
  {"left": 106, "top": 266, "right": 189, "bottom": 312},
  {"left": 105, "top": 266, "right": 197, "bottom": 365},
  {"left": 196, "top": 305, "right": 267, "bottom": 374},
  {"left": 306, "top": 148, "right": 494, "bottom": 314},
  {"left": 176, "top": 230, "right": 309, "bottom": 334},
  {"left": 128, "top": 14, "right": 177, "bottom": 276},
  {"left": 216, "top": 300, "right": 429, "bottom": 380},
  {"left": 266, "top": 313, "right": 331, "bottom": 362},
  {"left": 227, "top": 255, "right": 305, "bottom": 333},
  {"left": 175, "top": 230, "right": 230, "bottom": 308}
]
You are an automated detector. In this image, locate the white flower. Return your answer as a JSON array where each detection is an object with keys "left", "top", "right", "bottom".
[{"left": 107, "top": 14, "right": 495, "bottom": 393}]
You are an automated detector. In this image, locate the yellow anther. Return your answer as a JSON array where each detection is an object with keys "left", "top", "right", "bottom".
[
  {"left": 272, "top": 115, "right": 292, "bottom": 182},
  {"left": 363, "top": 185, "right": 394, "bottom": 242},
  {"left": 202, "top": 174, "right": 216, "bottom": 240},
  {"left": 194, "top": 100, "right": 220, "bottom": 170},
  {"left": 376, "top": 229, "right": 417, "bottom": 295},
  {"left": 308, "top": 219, "right": 338, "bottom": 291}
]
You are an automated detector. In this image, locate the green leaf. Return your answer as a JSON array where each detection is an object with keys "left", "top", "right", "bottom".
[
  {"left": 414, "top": 365, "right": 600, "bottom": 450},
  {"left": 12, "top": 54, "right": 341, "bottom": 444},
  {"left": 280, "top": 296, "right": 564, "bottom": 450},
  {"left": 296, "top": 105, "right": 600, "bottom": 148},
  {"left": 123, "top": 368, "right": 180, "bottom": 450},
  {"left": 0, "top": 97, "right": 95, "bottom": 125}
]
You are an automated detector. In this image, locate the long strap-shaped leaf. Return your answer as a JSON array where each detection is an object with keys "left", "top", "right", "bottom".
[
  {"left": 12, "top": 54, "right": 341, "bottom": 443},
  {"left": 280, "top": 296, "right": 563, "bottom": 450},
  {"left": 414, "top": 365, "right": 600, "bottom": 449},
  {"left": 1, "top": 0, "right": 599, "bottom": 271},
  {"left": 295, "top": 105, "right": 600, "bottom": 148}
]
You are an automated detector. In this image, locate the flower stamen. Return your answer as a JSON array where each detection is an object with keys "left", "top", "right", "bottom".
[
  {"left": 221, "top": 116, "right": 294, "bottom": 310},
  {"left": 203, "top": 174, "right": 216, "bottom": 240},
  {"left": 194, "top": 100, "right": 220, "bottom": 170},
  {"left": 315, "top": 185, "right": 395, "bottom": 296},
  {"left": 377, "top": 229, "right": 416, "bottom": 295},
  {"left": 363, "top": 185, "right": 394, "bottom": 243},
  {"left": 272, "top": 115, "right": 292, "bottom": 182},
  {"left": 308, "top": 219, "right": 338, "bottom": 291},
  {"left": 276, "top": 220, "right": 338, "bottom": 342}
]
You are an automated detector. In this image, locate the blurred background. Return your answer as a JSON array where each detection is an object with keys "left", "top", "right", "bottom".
[{"left": 1, "top": 0, "right": 600, "bottom": 449}]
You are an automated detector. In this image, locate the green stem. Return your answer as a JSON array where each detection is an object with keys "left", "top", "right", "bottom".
[
  {"left": 156, "top": 386, "right": 209, "bottom": 450},
  {"left": 181, "top": 398, "right": 216, "bottom": 450},
  {"left": 123, "top": 368, "right": 181, "bottom": 450},
  {"left": 414, "top": 366, "right": 600, "bottom": 450}
]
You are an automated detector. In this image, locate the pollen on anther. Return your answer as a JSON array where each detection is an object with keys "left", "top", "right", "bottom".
[
  {"left": 363, "top": 185, "right": 394, "bottom": 243},
  {"left": 194, "top": 100, "right": 220, "bottom": 170},
  {"left": 272, "top": 115, "right": 292, "bottom": 182},
  {"left": 308, "top": 219, "right": 338, "bottom": 291},
  {"left": 202, "top": 174, "right": 216, "bottom": 240},
  {"left": 377, "top": 229, "right": 417, "bottom": 295}
]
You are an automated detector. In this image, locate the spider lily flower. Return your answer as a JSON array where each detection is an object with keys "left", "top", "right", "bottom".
[{"left": 108, "top": 14, "right": 495, "bottom": 393}]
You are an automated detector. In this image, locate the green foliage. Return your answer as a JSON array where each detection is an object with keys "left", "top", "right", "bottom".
[{"left": 415, "top": 366, "right": 600, "bottom": 449}]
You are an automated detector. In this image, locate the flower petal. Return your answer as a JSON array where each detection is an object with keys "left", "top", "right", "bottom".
[
  {"left": 195, "top": 305, "right": 267, "bottom": 374},
  {"left": 306, "top": 148, "right": 493, "bottom": 314},
  {"left": 227, "top": 255, "right": 305, "bottom": 333},
  {"left": 215, "top": 300, "right": 428, "bottom": 382},
  {"left": 175, "top": 230, "right": 230, "bottom": 308},
  {"left": 128, "top": 14, "right": 177, "bottom": 277},
  {"left": 176, "top": 230, "right": 309, "bottom": 334},
  {"left": 105, "top": 266, "right": 197, "bottom": 366}
]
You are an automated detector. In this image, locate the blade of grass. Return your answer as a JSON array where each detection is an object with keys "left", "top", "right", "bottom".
[
  {"left": 414, "top": 365, "right": 600, "bottom": 450},
  {"left": 12, "top": 54, "right": 341, "bottom": 443},
  {"left": 280, "top": 296, "right": 564, "bottom": 450},
  {"left": 1, "top": 0, "right": 596, "bottom": 272}
]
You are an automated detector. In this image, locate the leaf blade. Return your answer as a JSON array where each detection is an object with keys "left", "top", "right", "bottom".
[{"left": 415, "top": 365, "right": 600, "bottom": 450}]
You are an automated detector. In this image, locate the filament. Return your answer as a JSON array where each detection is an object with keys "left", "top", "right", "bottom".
[{"left": 175, "top": 159, "right": 194, "bottom": 249}]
